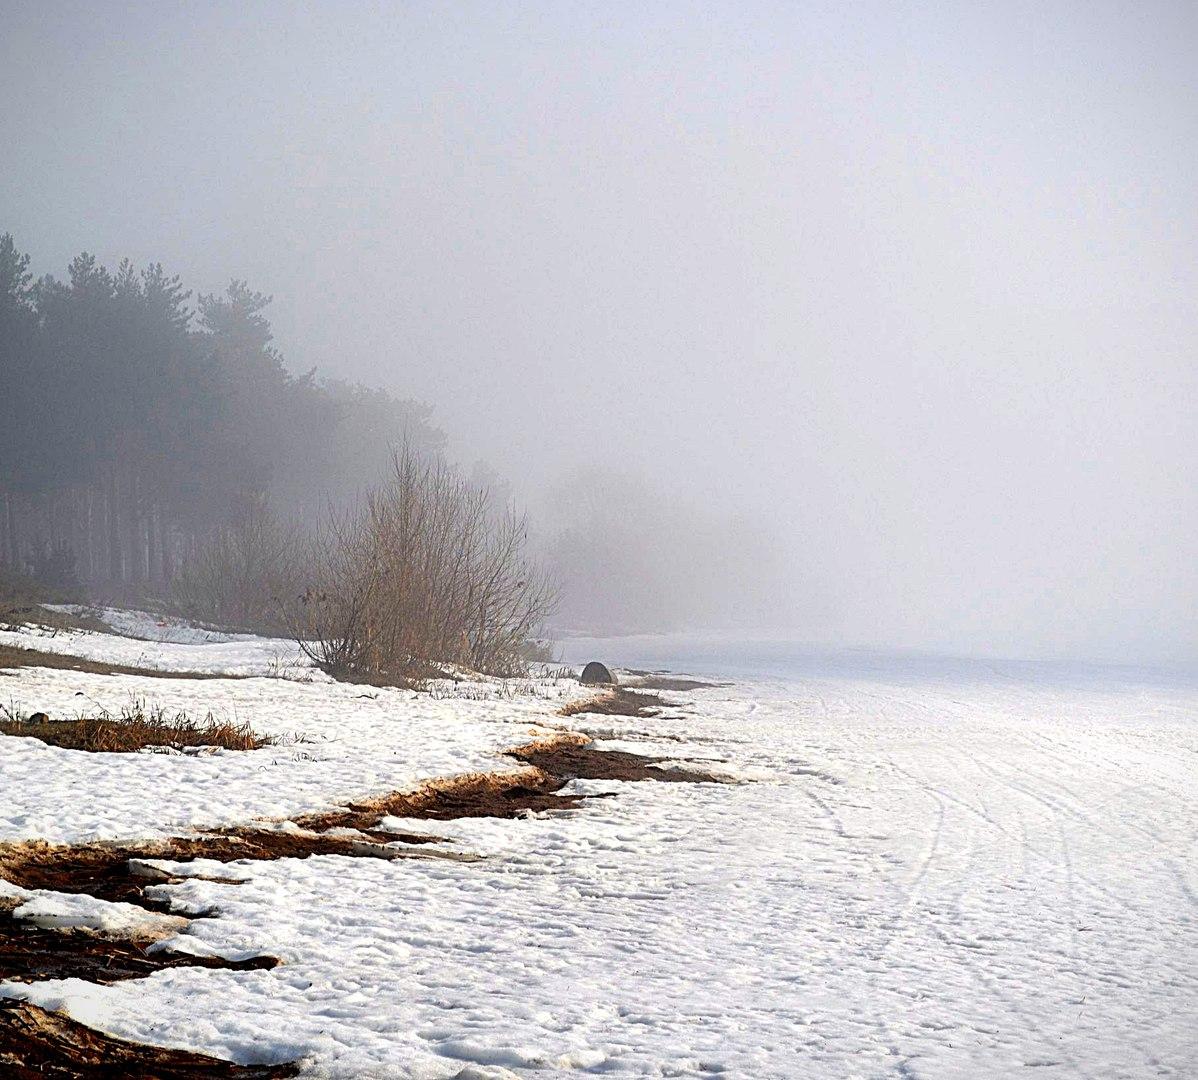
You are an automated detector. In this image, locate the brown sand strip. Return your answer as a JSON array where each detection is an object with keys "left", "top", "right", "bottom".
[
  {"left": 0, "top": 829, "right": 456, "bottom": 910},
  {"left": 0, "top": 735, "right": 726, "bottom": 1073},
  {"left": 0, "top": 738, "right": 721, "bottom": 910},
  {"left": 293, "top": 765, "right": 586, "bottom": 832},
  {"left": 0, "top": 999, "right": 298, "bottom": 1079},
  {"left": 0, "top": 769, "right": 588, "bottom": 908},
  {"left": 0, "top": 914, "right": 278, "bottom": 985},
  {"left": 625, "top": 675, "right": 726, "bottom": 691},
  {"left": 0, "top": 643, "right": 244, "bottom": 681}
]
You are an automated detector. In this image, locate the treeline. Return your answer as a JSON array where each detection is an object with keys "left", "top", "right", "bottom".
[{"left": 0, "top": 233, "right": 441, "bottom": 593}]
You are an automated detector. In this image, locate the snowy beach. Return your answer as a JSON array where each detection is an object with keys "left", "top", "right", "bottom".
[
  {"left": 6, "top": 6, "right": 1196, "bottom": 1075},
  {"left": 2, "top": 616, "right": 1197, "bottom": 1078}
]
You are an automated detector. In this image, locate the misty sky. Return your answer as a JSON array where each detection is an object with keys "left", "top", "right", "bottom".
[{"left": 3, "top": 2, "right": 1195, "bottom": 663}]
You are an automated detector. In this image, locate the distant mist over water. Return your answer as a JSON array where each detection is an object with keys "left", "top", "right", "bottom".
[
  {"left": 558, "top": 633, "right": 1198, "bottom": 692},
  {"left": 3, "top": 3, "right": 1194, "bottom": 664}
]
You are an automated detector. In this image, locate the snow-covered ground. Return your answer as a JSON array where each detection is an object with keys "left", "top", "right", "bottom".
[
  {"left": 2, "top": 618, "right": 1197, "bottom": 1078},
  {"left": 2, "top": 605, "right": 312, "bottom": 677},
  {"left": 0, "top": 617, "right": 582, "bottom": 845}
]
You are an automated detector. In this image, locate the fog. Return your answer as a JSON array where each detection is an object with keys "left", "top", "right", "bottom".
[{"left": 3, "top": 2, "right": 1195, "bottom": 663}]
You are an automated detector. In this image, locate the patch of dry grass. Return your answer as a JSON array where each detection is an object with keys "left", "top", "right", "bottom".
[
  {"left": 559, "top": 688, "right": 671, "bottom": 719},
  {"left": 0, "top": 700, "right": 272, "bottom": 753}
]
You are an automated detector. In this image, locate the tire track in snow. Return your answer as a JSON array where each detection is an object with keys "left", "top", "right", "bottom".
[
  {"left": 965, "top": 754, "right": 1140, "bottom": 920},
  {"left": 827, "top": 742, "right": 1089, "bottom": 1076}
]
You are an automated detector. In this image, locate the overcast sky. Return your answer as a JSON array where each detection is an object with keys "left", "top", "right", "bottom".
[{"left": 3, "top": 1, "right": 1195, "bottom": 663}]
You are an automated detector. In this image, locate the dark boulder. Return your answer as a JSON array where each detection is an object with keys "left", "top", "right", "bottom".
[{"left": 579, "top": 661, "right": 617, "bottom": 686}]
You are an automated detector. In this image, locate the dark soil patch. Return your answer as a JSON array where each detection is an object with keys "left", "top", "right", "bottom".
[
  {"left": 0, "top": 999, "right": 298, "bottom": 1078},
  {"left": 508, "top": 740, "right": 725, "bottom": 784},
  {"left": 0, "top": 737, "right": 717, "bottom": 917},
  {"left": 559, "top": 688, "right": 671, "bottom": 719},
  {"left": 0, "top": 842, "right": 187, "bottom": 910},
  {"left": 0, "top": 828, "right": 453, "bottom": 911},
  {"left": 0, "top": 736, "right": 724, "bottom": 918},
  {"left": 0, "top": 735, "right": 726, "bottom": 1074},
  {"left": 0, "top": 913, "right": 278, "bottom": 985},
  {"left": 294, "top": 768, "right": 586, "bottom": 832},
  {"left": 0, "top": 643, "right": 240, "bottom": 681},
  {"left": 625, "top": 675, "right": 726, "bottom": 691}
]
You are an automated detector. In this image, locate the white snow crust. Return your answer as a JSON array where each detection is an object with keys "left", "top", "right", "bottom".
[
  {"left": 12, "top": 891, "right": 188, "bottom": 940},
  {"left": 0, "top": 616, "right": 583, "bottom": 843},
  {"left": 1, "top": 606, "right": 313, "bottom": 677},
  {"left": 2, "top": 620, "right": 1197, "bottom": 1077}
]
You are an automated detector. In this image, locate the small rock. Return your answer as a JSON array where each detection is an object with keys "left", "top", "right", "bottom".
[{"left": 579, "top": 661, "right": 617, "bottom": 686}]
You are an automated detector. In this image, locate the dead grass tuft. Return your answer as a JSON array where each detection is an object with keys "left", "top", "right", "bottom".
[
  {"left": 0, "top": 700, "right": 272, "bottom": 753},
  {"left": 293, "top": 757, "right": 589, "bottom": 831},
  {"left": 559, "top": 688, "right": 671, "bottom": 719}
]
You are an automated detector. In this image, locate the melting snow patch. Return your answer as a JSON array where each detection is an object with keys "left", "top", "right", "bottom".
[{"left": 12, "top": 892, "right": 188, "bottom": 940}]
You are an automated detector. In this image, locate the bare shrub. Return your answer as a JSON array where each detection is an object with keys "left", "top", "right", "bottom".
[
  {"left": 170, "top": 505, "right": 300, "bottom": 633},
  {"left": 290, "top": 447, "right": 557, "bottom": 681}
]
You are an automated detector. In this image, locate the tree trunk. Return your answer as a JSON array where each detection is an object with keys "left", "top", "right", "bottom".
[
  {"left": 159, "top": 509, "right": 174, "bottom": 585},
  {"left": 4, "top": 491, "right": 18, "bottom": 570},
  {"left": 124, "top": 470, "right": 142, "bottom": 585},
  {"left": 107, "top": 468, "right": 122, "bottom": 583},
  {"left": 83, "top": 487, "right": 95, "bottom": 584}
]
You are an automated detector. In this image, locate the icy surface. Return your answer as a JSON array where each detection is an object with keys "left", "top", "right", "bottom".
[{"left": 2, "top": 623, "right": 1197, "bottom": 1077}]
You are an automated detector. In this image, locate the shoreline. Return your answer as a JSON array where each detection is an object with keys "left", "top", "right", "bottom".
[
  {"left": 0, "top": 626, "right": 734, "bottom": 1075},
  {"left": 2, "top": 611, "right": 1197, "bottom": 1077}
]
